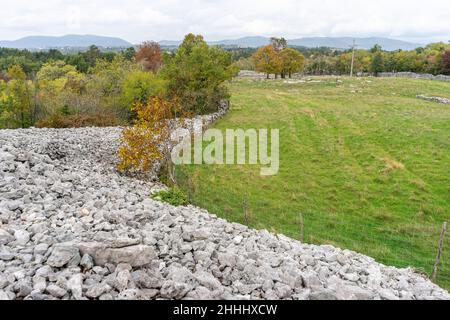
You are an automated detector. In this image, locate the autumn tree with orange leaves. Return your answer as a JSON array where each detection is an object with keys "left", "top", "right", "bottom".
[{"left": 135, "top": 41, "right": 163, "bottom": 73}]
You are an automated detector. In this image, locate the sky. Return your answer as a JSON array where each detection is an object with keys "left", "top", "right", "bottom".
[{"left": 1, "top": 0, "right": 450, "bottom": 44}]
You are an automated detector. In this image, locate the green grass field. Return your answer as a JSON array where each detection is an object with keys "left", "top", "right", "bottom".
[{"left": 174, "top": 76, "right": 450, "bottom": 288}]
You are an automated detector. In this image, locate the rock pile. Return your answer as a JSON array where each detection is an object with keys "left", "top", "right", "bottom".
[
  {"left": 417, "top": 95, "right": 450, "bottom": 105},
  {"left": 0, "top": 127, "right": 449, "bottom": 300}
]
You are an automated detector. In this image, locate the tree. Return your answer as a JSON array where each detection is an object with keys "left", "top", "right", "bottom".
[
  {"left": 117, "top": 96, "right": 183, "bottom": 175},
  {"left": 370, "top": 44, "right": 382, "bottom": 54},
  {"left": 122, "top": 47, "right": 137, "bottom": 61},
  {"left": 5, "top": 65, "right": 34, "bottom": 128},
  {"left": 37, "top": 60, "right": 79, "bottom": 82},
  {"left": 65, "top": 53, "right": 89, "bottom": 73},
  {"left": 84, "top": 45, "right": 102, "bottom": 70},
  {"left": 46, "top": 49, "right": 64, "bottom": 61},
  {"left": 442, "top": 50, "right": 450, "bottom": 75},
  {"left": 252, "top": 45, "right": 282, "bottom": 78},
  {"left": 7, "top": 65, "right": 27, "bottom": 81},
  {"left": 36, "top": 61, "right": 84, "bottom": 116},
  {"left": 280, "top": 48, "right": 305, "bottom": 78},
  {"left": 135, "top": 41, "right": 163, "bottom": 72},
  {"left": 161, "top": 34, "right": 234, "bottom": 114},
  {"left": 371, "top": 52, "right": 384, "bottom": 76}
]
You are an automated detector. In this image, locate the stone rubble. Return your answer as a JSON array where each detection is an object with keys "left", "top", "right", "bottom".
[
  {"left": 417, "top": 95, "right": 450, "bottom": 105},
  {"left": 0, "top": 126, "right": 449, "bottom": 300}
]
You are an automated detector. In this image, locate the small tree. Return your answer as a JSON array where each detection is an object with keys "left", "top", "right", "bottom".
[
  {"left": 252, "top": 45, "right": 282, "bottom": 79},
  {"left": 117, "top": 96, "right": 183, "bottom": 176},
  {"left": 122, "top": 47, "right": 137, "bottom": 61},
  {"left": 442, "top": 50, "right": 450, "bottom": 75},
  {"left": 5, "top": 65, "right": 34, "bottom": 128},
  {"left": 84, "top": 45, "right": 102, "bottom": 70},
  {"left": 135, "top": 41, "right": 163, "bottom": 73},
  {"left": 371, "top": 52, "right": 384, "bottom": 76},
  {"left": 368, "top": 45, "right": 385, "bottom": 76},
  {"left": 280, "top": 48, "right": 305, "bottom": 78}
]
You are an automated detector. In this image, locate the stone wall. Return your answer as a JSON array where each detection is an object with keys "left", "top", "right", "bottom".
[
  {"left": 376, "top": 72, "right": 450, "bottom": 82},
  {"left": 238, "top": 70, "right": 450, "bottom": 82}
]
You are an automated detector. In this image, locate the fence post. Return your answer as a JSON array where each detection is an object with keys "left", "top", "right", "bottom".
[
  {"left": 243, "top": 193, "right": 248, "bottom": 226},
  {"left": 299, "top": 212, "right": 304, "bottom": 242},
  {"left": 432, "top": 222, "right": 447, "bottom": 282},
  {"left": 187, "top": 176, "right": 193, "bottom": 204}
]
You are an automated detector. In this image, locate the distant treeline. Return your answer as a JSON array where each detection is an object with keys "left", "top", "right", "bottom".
[
  {"left": 230, "top": 41, "right": 450, "bottom": 76},
  {"left": 0, "top": 35, "right": 236, "bottom": 129},
  {"left": 0, "top": 46, "right": 137, "bottom": 76}
]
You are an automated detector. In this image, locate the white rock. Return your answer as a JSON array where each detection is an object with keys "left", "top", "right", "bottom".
[
  {"left": 14, "top": 230, "right": 30, "bottom": 246},
  {"left": 0, "top": 229, "right": 14, "bottom": 245}
]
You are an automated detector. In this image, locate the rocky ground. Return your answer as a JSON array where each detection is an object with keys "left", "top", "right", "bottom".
[{"left": 0, "top": 127, "right": 449, "bottom": 300}]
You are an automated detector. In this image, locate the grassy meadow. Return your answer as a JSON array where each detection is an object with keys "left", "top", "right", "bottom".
[{"left": 174, "top": 76, "right": 450, "bottom": 288}]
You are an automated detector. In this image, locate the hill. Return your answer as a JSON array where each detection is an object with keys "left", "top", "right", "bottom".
[
  {"left": 0, "top": 34, "right": 132, "bottom": 49},
  {"left": 160, "top": 36, "right": 422, "bottom": 51}
]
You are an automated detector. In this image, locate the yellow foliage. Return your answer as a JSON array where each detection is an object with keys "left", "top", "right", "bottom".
[{"left": 117, "top": 96, "right": 184, "bottom": 173}]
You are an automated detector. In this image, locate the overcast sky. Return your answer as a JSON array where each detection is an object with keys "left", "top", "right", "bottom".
[{"left": 1, "top": 0, "right": 449, "bottom": 44}]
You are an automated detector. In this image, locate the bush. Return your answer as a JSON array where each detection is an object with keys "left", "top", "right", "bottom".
[
  {"left": 151, "top": 187, "right": 188, "bottom": 206},
  {"left": 117, "top": 97, "right": 183, "bottom": 173},
  {"left": 122, "top": 70, "right": 166, "bottom": 109},
  {"left": 36, "top": 111, "right": 121, "bottom": 128}
]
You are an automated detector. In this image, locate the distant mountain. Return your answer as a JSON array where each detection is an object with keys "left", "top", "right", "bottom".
[
  {"left": 158, "top": 40, "right": 183, "bottom": 47},
  {"left": 160, "top": 36, "right": 422, "bottom": 51},
  {"left": 0, "top": 34, "right": 422, "bottom": 51},
  {"left": 0, "top": 35, "right": 133, "bottom": 49},
  {"left": 288, "top": 37, "right": 421, "bottom": 51},
  {"left": 159, "top": 36, "right": 271, "bottom": 48}
]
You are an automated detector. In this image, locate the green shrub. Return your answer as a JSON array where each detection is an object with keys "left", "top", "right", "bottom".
[
  {"left": 161, "top": 33, "right": 235, "bottom": 115},
  {"left": 151, "top": 187, "right": 189, "bottom": 207},
  {"left": 36, "top": 111, "right": 121, "bottom": 128}
]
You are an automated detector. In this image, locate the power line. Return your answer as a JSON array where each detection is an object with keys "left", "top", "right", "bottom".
[{"left": 350, "top": 39, "right": 357, "bottom": 77}]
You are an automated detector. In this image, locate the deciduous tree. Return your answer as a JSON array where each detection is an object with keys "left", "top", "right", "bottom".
[
  {"left": 5, "top": 65, "right": 34, "bottom": 128},
  {"left": 117, "top": 96, "right": 183, "bottom": 175},
  {"left": 441, "top": 50, "right": 450, "bottom": 75},
  {"left": 252, "top": 45, "right": 282, "bottom": 78},
  {"left": 279, "top": 48, "right": 305, "bottom": 78},
  {"left": 371, "top": 52, "right": 384, "bottom": 76},
  {"left": 135, "top": 41, "right": 163, "bottom": 72},
  {"left": 161, "top": 34, "right": 234, "bottom": 114}
]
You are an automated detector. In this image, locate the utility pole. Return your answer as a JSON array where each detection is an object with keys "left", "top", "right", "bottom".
[{"left": 350, "top": 39, "right": 356, "bottom": 77}]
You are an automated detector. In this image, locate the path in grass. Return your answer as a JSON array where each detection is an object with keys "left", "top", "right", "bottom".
[{"left": 174, "top": 76, "right": 450, "bottom": 289}]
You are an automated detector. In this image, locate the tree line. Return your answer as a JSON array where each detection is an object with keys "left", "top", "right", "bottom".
[
  {"left": 233, "top": 39, "right": 450, "bottom": 77},
  {"left": 0, "top": 35, "right": 236, "bottom": 129}
]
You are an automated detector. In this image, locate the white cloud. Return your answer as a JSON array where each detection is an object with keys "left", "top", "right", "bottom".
[
  {"left": 138, "top": 8, "right": 180, "bottom": 25},
  {"left": 0, "top": 0, "right": 449, "bottom": 43}
]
